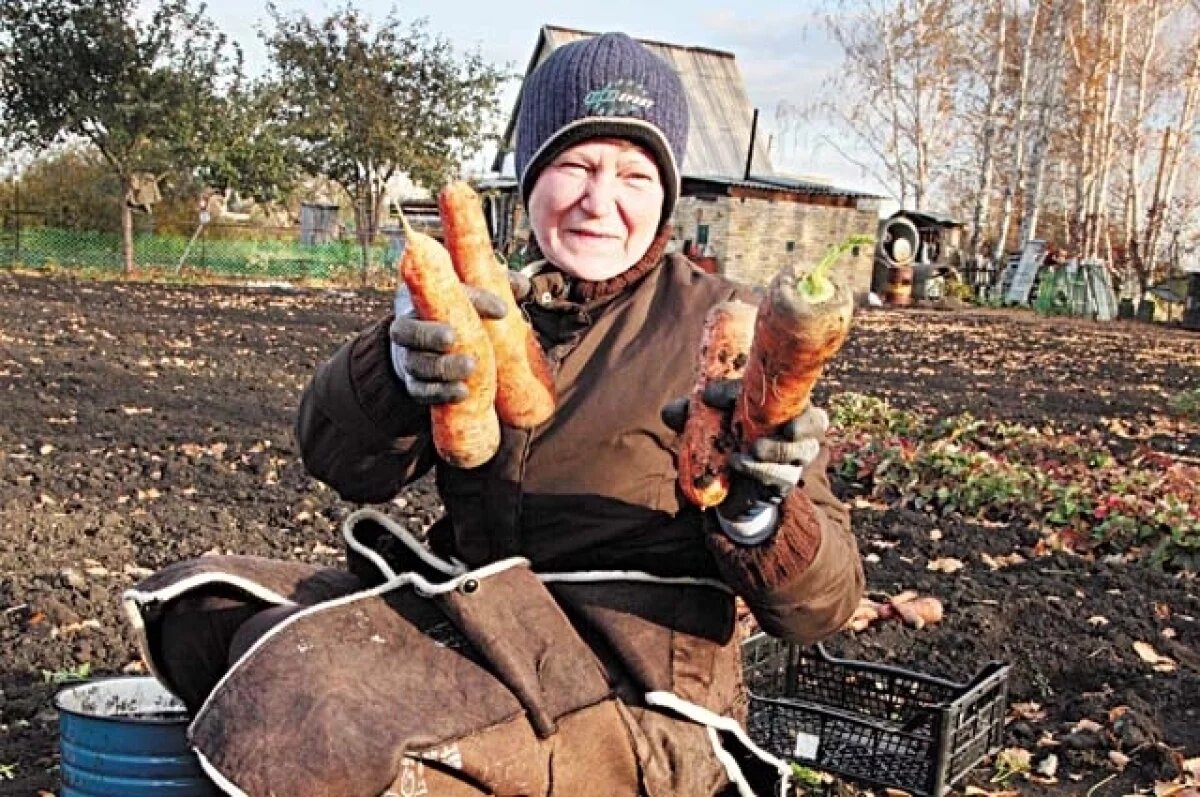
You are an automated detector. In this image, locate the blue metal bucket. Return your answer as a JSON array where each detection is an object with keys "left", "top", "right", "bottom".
[{"left": 56, "top": 676, "right": 221, "bottom": 796}]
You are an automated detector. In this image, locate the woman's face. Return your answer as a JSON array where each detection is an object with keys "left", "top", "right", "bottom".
[{"left": 527, "top": 138, "right": 665, "bottom": 282}]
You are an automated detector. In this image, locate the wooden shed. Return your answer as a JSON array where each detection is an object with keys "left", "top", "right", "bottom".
[{"left": 490, "top": 25, "right": 883, "bottom": 299}]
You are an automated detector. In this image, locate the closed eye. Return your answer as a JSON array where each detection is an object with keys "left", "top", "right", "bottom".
[{"left": 623, "top": 170, "right": 657, "bottom": 184}]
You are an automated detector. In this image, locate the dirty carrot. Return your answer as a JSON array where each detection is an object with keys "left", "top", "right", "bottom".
[
  {"left": 879, "top": 592, "right": 945, "bottom": 629},
  {"left": 397, "top": 212, "right": 499, "bottom": 468},
  {"left": 733, "top": 234, "right": 874, "bottom": 448},
  {"left": 438, "top": 181, "right": 555, "bottom": 428},
  {"left": 678, "top": 300, "right": 758, "bottom": 508}
]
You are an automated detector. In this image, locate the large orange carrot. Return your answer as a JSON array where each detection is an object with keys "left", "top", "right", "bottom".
[
  {"left": 438, "top": 181, "right": 555, "bottom": 428},
  {"left": 397, "top": 214, "right": 499, "bottom": 469},
  {"left": 678, "top": 300, "right": 758, "bottom": 508},
  {"left": 733, "top": 235, "right": 874, "bottom": 447}
]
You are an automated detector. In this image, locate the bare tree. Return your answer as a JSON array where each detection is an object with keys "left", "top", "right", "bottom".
[
  {"left": 969, "top": 0, "right": 1009, "bottom": 263},
  {"left": 1017, "top": 1, "right": 1070, "bottom": 247},
  {"left": 1136, "top": 25, "right": 1200, "bottom": 290},
  {"left": 992, "top": 0, "right": 1042, "bottom": 264},
  {"left": 816, "top": 0, "right": 970, "bottom": 209}
]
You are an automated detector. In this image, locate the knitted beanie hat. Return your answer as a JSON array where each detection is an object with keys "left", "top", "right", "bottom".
[{"left": 515, "top": 32, "right": 690, "bottom": 222}]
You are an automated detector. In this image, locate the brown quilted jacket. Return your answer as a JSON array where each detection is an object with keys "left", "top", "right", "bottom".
[{"left": 295, "top": 250, "right": 863, "bottom": 644}]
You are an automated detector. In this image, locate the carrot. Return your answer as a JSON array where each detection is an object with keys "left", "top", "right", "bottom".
[
  {"left": 438, "top": 181, "right": 556, "bottom": 428},
  {"left": 880, "top": 592, "right": 944, "bottom": 629},
  {"left": 397, "top": 213, "right": 499, "bottom": 469},
  {"left": 678, "top": 300, "right": 758, "bottom": 508},
  {"left": 733, "top": 234, "right": 875, "bottom": 448}
]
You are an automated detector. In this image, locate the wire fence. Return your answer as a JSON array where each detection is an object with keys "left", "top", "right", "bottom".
[{"left": 0, "top": 210, "right": 405, "bottom": 285}]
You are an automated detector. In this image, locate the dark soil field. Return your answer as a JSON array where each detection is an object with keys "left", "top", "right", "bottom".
[{"left": 0, "top": 271, "right": 1196, "bottom": 796}]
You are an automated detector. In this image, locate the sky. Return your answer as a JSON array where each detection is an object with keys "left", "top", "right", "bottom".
[{"left": 202, "top": 0, "right": 894, "bottom": 201}]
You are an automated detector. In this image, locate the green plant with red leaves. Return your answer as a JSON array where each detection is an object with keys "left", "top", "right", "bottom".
[{"left": 828, "top": 393, "right": 1200, "bottom": 571}]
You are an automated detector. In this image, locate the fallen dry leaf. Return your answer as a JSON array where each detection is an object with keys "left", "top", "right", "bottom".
[
  {"left": 52, "top": 619, "right": 102, "bottom": 637},
  {"left": 980, "top": 551, "right": 1027, "bottom": 570},
  {"left": 1133, "top": 641, "right": 1178, "bottom": 672},
  {"left": 965, "top": 787, "right": 1019, "bottom": 797},
  {"left": 1011, "top": 702, "right": 1046, "bottom": 721},
  {"left": 927, "top": 556, "right": 965, "bottom": 574},
  {"left": 1073, "top": 718, "right": 1104, "bottom": 734},
  {"left": 1087, "top": 615, "right": 1110, "bottom": 627},
  {"left": 1109, "top": 750, "right": 1131, "bottom": 769},
  {"left": 1155, "top": 784, "right": 1200, "bottom": 797}
]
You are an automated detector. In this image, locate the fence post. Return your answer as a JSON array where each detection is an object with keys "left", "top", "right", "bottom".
[{"left": 14, "top": 183, "right": 21, "bottom": 267}]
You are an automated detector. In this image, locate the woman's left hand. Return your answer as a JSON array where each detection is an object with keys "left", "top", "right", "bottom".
[{"left": 660, "top": 379, "right": 829, "bottom": 503}]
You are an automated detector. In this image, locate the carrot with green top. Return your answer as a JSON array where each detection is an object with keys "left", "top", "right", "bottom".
[{"left": 733, "top": 234, "right": 875, "bottom": 448}]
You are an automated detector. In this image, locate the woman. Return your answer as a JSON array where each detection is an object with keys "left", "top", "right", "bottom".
[{"left": 125, "top": 32, "right": 862, "bottom": 797}]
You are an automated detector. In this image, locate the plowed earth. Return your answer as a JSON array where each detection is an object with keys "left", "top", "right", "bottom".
[{"left": 0, "top": 271, "right": 1196, "bottom": 796}]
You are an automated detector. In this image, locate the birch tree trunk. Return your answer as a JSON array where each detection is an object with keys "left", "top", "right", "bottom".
[
  {"left": 1067, "top": 0, "right": 1093, "bottom": 254},
  {"left": 1125, "top": 1, "right": 1163, "bottom": 291},
  {"left": 992, "top": 0, "right": 1041, "bottom": 265},
  {"left": 970, "top": 0, "right": 1007, "bottom": 262},
  {"left": 1019, "top": 4, "right": 1069, "bottom": 247},
  {"left": 1087, "top": 3, "right": 1128, "bottom": 261}
]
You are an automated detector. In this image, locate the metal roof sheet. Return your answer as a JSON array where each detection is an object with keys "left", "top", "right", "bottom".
[
  {"left": 494, "top": 25, "right": 774, "bottom": 180},
  {"left": 684, "top": 174, "right": 885, "bottom": 200}
]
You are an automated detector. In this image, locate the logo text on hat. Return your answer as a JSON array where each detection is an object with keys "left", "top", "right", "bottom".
[{"left": 584, "top": 79, "right": 655, "bottom": 117}]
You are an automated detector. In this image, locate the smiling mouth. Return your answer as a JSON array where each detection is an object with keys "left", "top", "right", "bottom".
[{"left": 568, "top": 229, "right": 622, "bottom": 240}]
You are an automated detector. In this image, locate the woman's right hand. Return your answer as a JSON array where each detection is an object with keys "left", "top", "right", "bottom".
[{"left": 390, "top": 285, "right": 507, "bottom": 404}]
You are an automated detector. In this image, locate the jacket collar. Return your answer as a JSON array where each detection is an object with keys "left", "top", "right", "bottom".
[{"left": 523, "top": 226, "right": 672, "bottom": 310}]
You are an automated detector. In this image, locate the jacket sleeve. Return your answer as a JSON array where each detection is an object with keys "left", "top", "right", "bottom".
[
  {"left": 294, "top": 316, "right": 437, "bottom": 503},
  {"left": 704, "top": 445, "right": 863, "bottom": 644}
]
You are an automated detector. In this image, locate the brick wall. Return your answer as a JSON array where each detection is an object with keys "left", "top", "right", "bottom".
[
  {"left": 724, "top": 197, "right": 877, "bottom": 298},
  {"left": 672, "top": 196, "right": 731, "bottom": 260},
  {"left": 670, "top": 195, "right": 878, "bottom": 300}
]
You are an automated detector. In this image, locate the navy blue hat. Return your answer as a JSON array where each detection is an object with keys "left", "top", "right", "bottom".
[{"left": 515, "top": 32, "right": 690, "bottom": 222}]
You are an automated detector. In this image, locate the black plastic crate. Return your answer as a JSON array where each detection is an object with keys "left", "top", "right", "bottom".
[{"left": 742, "top": 634, "right": 1010, "bottom": 797}]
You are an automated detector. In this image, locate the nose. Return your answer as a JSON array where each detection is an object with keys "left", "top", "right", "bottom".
[{"left": 578, "top": 171, "right": 619, "bottom": 216}]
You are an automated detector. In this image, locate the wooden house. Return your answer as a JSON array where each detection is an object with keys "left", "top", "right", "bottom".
[{"left": 489, "top": 25, "right": 883, "bottom": 299}]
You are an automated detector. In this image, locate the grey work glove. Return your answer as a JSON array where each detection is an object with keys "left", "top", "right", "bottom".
[
  {"left": 389, "top": 284, "right": 506, "bottom": 404},
  {"left": 389, "top": 270, "right": 533, "bottom": 404},
  {"left": 661, "top": 379, "right": 830, "bottom": 543}
]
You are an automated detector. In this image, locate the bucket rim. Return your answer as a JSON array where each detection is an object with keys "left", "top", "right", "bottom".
[{"left": 54, "top": 675, "right": 190, "bottom": 725}]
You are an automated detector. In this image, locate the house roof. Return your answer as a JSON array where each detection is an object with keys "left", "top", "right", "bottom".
[
  {"left": 492, "top": 25, "right": 774, "bottom": 180},
  {"left": 684, "top": 174, "right": 884, "bottom": 200}
]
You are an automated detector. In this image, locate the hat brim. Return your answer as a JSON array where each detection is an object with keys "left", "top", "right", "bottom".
[{"left": 519, "top": 117, "right": 681, "bottom": 225}]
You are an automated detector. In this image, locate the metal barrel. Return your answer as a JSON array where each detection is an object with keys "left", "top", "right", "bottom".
[
  {"left": 56, "top": 677, "right": 220, "bottom": 797},
  {"left": 885, "top": 264, "right": 914, "bottom": 306}
]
